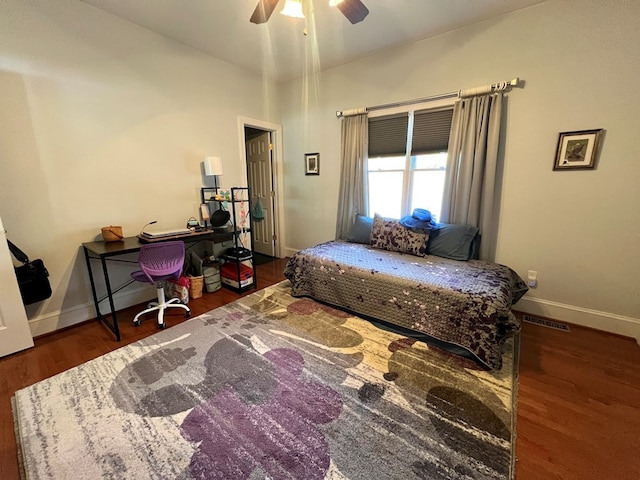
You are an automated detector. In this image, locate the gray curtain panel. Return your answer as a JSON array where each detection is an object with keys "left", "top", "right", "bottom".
[
  {"left": 335, "top": 112, "right": 369, "bottom": 240},
  {"left": 441, "top": 93, "right": 503, "bottom": 261}
]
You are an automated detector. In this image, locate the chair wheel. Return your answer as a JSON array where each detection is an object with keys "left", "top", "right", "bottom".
[
  {"left": 185, "top": 311, "right": 191, "bottom": 318},
  {"left": 133, "top": 320, "right": 141, "bottom": 327},
  {"left": 159, "top": 322, "right": 166, "bottom": 329}
]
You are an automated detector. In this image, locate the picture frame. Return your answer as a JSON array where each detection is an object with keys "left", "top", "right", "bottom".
[
  {"left": 305, "top": 152, "right": 320, "bottom": 175},
  {"left": 553, "top": 129, "right": 604, "bottom": 170}
]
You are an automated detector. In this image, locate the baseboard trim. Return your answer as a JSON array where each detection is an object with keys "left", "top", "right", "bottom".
[
  {"left": 28, "top": 286, "right": 155, "bottom": 337},
  {"left": 30, "top": 275, "right": 639, "bottom": 346},
  {"left": 516, "top": 296, "right": 640, "bottom": 341}
]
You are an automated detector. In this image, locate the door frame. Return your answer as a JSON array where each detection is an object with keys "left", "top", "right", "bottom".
[
  {"left": 0, "top": 216, "right": 34, "bottom": 357},
  {"left": 237, "top": 116, "right": 285, "bottom": 259}
]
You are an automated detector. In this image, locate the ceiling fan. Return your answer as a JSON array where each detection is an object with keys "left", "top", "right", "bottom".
[{"left": 250, "top": 0, "right": 369, "bottom": 25}]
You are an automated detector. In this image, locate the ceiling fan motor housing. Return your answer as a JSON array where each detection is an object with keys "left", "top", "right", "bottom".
[{"left": 250, "top": 0, "right": 369, "bottom": 25}]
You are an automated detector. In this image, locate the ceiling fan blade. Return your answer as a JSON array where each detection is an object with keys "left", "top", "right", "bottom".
[
  {"left": 336, "top": 0, "right": 369, "bottom": 24},
  {"left": 250, "top": 0, "right": 281, "bottom": 24}
]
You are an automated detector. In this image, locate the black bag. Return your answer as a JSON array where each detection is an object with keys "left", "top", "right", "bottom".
[{"left": 7, "top": 240, "right": 52, "bottom": 306}]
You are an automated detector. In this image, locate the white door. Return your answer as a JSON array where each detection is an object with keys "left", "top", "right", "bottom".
[
  {"left": 246, "top": 132, "right": 276, "bottom": 256},
  {"left": 0, "top": 216, "right": 34, "bottom": 357}
]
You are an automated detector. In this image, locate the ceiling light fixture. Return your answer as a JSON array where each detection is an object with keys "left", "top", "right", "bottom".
[{"left": 281, "top": 0, "right": 305, "bottom": 18}]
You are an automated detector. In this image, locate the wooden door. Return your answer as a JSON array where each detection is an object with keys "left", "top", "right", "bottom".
[{"left": 246, "top": 132, "right": 276, "bottom": 257}]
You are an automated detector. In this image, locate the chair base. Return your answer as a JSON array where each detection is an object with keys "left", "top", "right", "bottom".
[{"left": 133, "top": 283, "right": 191, "bottom": 329}]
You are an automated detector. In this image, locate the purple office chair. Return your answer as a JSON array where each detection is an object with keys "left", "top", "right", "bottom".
[{"left": 130, "top": 241, "right": 191, "bottom": 329}]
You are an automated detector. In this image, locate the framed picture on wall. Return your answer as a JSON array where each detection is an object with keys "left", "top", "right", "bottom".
[
  {"left": 305, "top": 153, "right": 320, "bottom": 175},
  {"left": 553, "top": 129, "right": 604, "bottom": 170}
]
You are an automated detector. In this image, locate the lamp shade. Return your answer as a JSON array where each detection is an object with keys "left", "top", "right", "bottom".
[{"left": 204, "top": 156, "right": 223, "bottom": 176}]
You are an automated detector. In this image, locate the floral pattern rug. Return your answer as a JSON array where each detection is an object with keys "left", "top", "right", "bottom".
[{"left": 13, "top": 281, "right": 518, "bottom": 479}]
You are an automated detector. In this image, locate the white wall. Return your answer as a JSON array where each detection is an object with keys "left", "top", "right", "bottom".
[
  {"left": 0, "top": 0, "right": 280, "bottom": 335},
  {"left": 279, "top": 0, "right": 640, "bottom": 338}
]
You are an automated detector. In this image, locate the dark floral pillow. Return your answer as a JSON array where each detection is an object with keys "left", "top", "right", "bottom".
[{"left": 371, "top": 214, "right": 429, "bottom": 256}]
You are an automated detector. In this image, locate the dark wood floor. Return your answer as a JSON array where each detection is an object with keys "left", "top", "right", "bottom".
[
  {"left": 515, "top": 313, "right": 640, "bottom": 480},
  {"left": 1, "top": 257, "right": 638, "bottom": 479}
]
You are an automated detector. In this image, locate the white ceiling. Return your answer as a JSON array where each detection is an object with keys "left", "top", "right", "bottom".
[{"left": 80, "top": 0, "right": 546, "bottom": 81}]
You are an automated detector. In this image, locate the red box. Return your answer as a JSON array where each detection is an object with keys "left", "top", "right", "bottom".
[{"left": 221, "top": 262, "right": 253, "bottom": 280}]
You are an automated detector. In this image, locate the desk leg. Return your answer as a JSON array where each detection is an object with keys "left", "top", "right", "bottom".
[
  {"left": 101, "top": 256, "right": 121, "bottom": 341},
  {"left": 83, "top": 247, "right": 102, "bottom": 320}
]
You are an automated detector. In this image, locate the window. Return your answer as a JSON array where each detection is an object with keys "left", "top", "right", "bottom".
[{"left": 368, "top": 108, "right": 453, "bottom": 220}]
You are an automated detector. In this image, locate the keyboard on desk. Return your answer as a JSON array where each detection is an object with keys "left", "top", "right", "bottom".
[{"left": 140, "top": 228, "right": 192, "bottom": 239}]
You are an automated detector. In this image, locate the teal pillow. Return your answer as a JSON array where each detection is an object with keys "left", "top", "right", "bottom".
[
  {"left": 346, "top": 215, "right": 373, "bottom": 244},
  {"left": 427, "top": 223, "right": 480, "bottom": 261}
]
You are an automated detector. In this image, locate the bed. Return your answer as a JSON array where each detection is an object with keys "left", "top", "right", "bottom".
[{"left": 284, "top": 235, "right": 528, "bottom": 370}]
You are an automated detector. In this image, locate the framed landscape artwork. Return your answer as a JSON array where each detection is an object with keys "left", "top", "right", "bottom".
[{"left": 553, "top": 129, "right": 604, "bottom": 170}]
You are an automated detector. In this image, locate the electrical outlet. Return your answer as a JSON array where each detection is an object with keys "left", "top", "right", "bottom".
[{"left": 527, "top": 270, "right": 537, "bottom": 288}]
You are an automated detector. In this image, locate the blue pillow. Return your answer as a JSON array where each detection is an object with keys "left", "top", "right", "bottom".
[
  {"left": 346, "top": 215, "right": 373, "bottom": 244},
  {"left": 427, "top": 223, "right": 480, "bottom": 261}
]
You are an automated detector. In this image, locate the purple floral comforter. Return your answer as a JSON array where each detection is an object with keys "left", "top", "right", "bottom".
[{"left": 284, "top": 241, "right": 528, "bottom": 369}]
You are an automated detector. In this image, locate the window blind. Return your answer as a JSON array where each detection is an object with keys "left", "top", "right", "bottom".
[
  {"left": 411, "top": 108, "right": 453, "bottom": 155},
  {"left": 368, "top": 113, "right": 408, "bottom": 157}
]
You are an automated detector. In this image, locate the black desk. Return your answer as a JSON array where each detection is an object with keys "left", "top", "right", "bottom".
[{"left": 82, "top": 230, "right": 232, "bottom": 340}]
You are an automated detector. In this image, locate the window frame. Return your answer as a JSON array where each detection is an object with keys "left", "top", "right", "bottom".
[{"left": 367, "top": 98, "right": 455, "bottom": 219}]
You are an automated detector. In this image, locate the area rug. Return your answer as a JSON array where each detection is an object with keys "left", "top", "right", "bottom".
[{"left": 13, "top": 281, "right": 518, "bottom": 479}]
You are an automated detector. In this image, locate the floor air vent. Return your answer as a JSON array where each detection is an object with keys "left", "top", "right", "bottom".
[{"left": 522, "top": 315, "right": 571, "bottom": 332}]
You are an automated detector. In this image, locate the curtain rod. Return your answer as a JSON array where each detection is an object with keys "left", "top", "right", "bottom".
[{"left": 336, "top": 77, "right": 520, "bottom": 118}]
